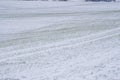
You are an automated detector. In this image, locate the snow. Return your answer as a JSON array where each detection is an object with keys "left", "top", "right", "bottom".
[{"left": 0, "top": 1, "right": 120, "bottom": 80}]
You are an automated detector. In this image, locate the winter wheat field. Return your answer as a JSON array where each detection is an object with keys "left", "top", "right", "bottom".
[{"left": 0, "top": 1, "right": 120, "bottom": 80}]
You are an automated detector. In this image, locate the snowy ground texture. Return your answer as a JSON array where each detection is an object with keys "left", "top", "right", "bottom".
[{"left": 0, "top": 1, "right": 120, "bottom": 80}]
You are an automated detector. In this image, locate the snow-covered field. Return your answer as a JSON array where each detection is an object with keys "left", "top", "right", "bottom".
[{"left": 0, "top": 1, "right": 120, "bottom": 80}]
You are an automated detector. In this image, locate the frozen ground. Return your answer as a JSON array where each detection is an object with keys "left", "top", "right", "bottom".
[{"left": 0, "top": 1, "right": 120, "bottom": 80}]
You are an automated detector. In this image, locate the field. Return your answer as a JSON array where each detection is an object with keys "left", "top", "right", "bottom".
[{"left": 0, "top": 1, "right": 120, "bottom": 80}]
